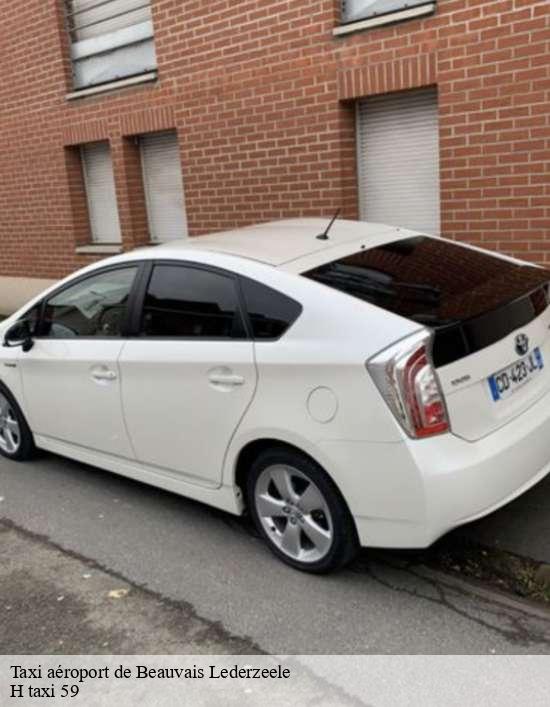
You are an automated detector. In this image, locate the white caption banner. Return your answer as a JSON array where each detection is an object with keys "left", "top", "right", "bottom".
[{"left": 1, "top": 655, "right": 549, "bottom": 706}]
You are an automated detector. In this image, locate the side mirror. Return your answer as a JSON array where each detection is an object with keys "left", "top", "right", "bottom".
[{"left": 3, "top": 320, "right": 34, "bottom": 352}]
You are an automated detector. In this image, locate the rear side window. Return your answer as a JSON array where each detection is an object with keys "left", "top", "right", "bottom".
[
  {"left": 240, "top": 277, "right": 302, "bottom": 340},
  {"left": 141, "top": 265, "right": 246, "bottom": 339}
]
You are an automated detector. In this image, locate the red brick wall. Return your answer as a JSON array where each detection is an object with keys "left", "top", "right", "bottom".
[{"left": 0, "top": 0, "right": 548, "bottom": 280}]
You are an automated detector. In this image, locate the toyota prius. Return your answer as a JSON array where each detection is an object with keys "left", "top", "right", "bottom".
[{"left": 1, "top": 218, "right": 550, "bottom": 572}]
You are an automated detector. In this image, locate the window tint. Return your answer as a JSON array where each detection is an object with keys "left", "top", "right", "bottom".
[
  {"left": 305, "top": 237, "right": 550, "bottom": 367},
  {"left": 305, "top": 237, "right": 550, "bottom": 326},
  {"left": 42, "top": 267, "right": 137, "bottom": 338},
  {"left": 240, "top": 277, "right": 302, "bottom": 339},
  {"left": 18, "top": 303, "right": 42, "bottom": 336},
  {"left": 141, "top": 265, "right": 245, "bottom": 339}
]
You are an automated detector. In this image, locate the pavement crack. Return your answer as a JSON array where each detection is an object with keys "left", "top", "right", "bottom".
[{"left": 363, "top": 559, "right": 550, "bottom": 648}]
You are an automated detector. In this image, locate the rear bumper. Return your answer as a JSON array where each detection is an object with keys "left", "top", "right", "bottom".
[{"left": 319, "top": 388, "right": 550, "bottom": 549}]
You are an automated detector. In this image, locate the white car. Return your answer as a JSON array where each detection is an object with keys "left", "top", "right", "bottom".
[{"left": 2, "top": 218, "right": 550, "bottom": 573}]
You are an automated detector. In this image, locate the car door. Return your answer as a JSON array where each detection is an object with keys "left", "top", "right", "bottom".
[
  {"left": 18, "top": 265, "right": 140, "bottom": 458},
  {"left": 119, "top": 262, "right": 257, "bottom": 486}
]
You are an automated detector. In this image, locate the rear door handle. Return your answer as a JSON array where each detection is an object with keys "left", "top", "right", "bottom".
[
  {"left": 208, "top": 373, "right": 245, "bottom": 387},
  {"left": 91, "top": 368, "right": 117, "bottom": 382}
]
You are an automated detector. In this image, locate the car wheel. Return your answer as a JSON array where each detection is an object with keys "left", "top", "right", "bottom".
[
  {"left": 0, "top": 385, "right": 35, "bottom": 461},
  {"left": 247, "top": 447, "right": 359, "bottom": 573}
]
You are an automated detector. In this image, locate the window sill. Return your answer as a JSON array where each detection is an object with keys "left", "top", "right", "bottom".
[
  {"left": 333, "top": 3, "right": 435, "bottom": 37},
  {"left": 66, "top": 72, "right": 158, "bottom": 101},
  {"left": 75, "top": 244, "right": 123, "bottom": 255}
]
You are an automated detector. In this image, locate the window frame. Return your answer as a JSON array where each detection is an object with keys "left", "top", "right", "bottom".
[
  {"left": 131, "top": 260, "right": 253, "bottom": 342},
  {"left": 33, "top": 262, "right": 145, "bottom": 341}
]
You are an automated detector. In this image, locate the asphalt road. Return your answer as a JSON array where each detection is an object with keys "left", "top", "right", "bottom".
[{"left": 1, "top": 452, "right": 550, "bottom": 655}]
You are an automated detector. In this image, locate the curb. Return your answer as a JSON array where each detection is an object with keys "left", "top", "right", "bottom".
[
  {"left": 535, "top": 563, "right": 550, "bottom": 590},
  {"left": 415, "top": 564, "right": 550, "bottom": 622}
]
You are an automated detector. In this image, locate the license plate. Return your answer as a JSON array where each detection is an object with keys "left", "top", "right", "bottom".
[{"left": 488, "top": 348, "right": 544, "bottom": 402}]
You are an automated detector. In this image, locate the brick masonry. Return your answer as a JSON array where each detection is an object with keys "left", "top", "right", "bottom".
[{"left": 0, "top": 0, "right": 548, "bottom": 281}]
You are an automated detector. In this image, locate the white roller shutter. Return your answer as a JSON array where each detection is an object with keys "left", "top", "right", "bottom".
[
  {"left": 67, "top": 1, "right": 156, "bottom": 89},
  {"left": 140, "top": 131, "right": 188, "bottom": 242},
  {"left": 69, "top": 0, "right": 152, "bottom": 42},
  {"left": 81, "top": 142, "right": 122, "bottom": 244},
  {"left": 357, "top": 88, "right": 440, "bottom": 235}
]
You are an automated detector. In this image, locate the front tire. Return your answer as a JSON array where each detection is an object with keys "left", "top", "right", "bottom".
[
  {"left": 247, "top": 447, "right": 358, "bottom": 573},
  {"left": 0, "top": 384, "right": 35, "bottom": 461}
]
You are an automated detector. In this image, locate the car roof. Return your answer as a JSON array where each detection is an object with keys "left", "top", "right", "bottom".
[{"left": 148, "top": 218, "right": 416, "bottom": 271}]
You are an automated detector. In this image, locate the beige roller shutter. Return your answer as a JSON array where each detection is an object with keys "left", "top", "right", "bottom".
[
  {"left": 140, "top": 131, "right": 188, "bottom": 242},
  {"left": 81, "top": 142, "right": 122, "bottom": 244},
  {"left": 357, "top": 88, "right": 440, "bottom": 235}
]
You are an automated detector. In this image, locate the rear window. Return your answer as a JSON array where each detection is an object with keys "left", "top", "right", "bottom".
[
  {"left": 305, "top": 237, "right": 550, "bottom": 366},
  {"left": 305, "top": 237, "right": 550, "bottom": 327}
]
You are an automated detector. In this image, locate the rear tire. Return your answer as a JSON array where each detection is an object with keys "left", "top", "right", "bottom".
[
  {"left": 247, "top": 447, "right": 359, "bottom": 573},
  {"left": 0, "top": 384, "right": 35, "bottom": 461}
]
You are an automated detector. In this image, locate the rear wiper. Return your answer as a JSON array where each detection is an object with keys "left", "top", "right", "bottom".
[
  {"left": 314, "top": 270, "right": 440, "bottom": 305},
  {"left": 312, "top": 272, "right": 394, "bottom": 298},
  {"left": 393, "top": 280, "right": 441, "bottom": 298}
]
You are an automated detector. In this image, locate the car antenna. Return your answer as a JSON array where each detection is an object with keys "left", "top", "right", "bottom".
[{"left": 316, "top": 209, "right": 340, "bottom": 240}]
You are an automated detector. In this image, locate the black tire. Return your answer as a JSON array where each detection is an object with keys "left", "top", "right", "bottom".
[
  {"left": 0, "top": 383, "right": 35, "bottom": 461},
  {"left": 246, "top": 446, "right": 359, "bottom": 573}
]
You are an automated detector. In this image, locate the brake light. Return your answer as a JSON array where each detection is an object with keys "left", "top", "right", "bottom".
[{"left": 367, "top": 331, "right": 449, "bottom": 439}]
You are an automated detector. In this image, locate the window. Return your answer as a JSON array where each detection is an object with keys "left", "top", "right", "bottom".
[
  {"left": 341, "top": 1, "right": 436, "bottom": 27},
  {"left": 305, "top": 238, "right": 550, "bottom": 367},
  {"left": 65, "top": 1, "right": 157, "bottom": 90},
  {"left": 18, "top": 304, "right": 42, "bottom": 337},
  {"left": 357, "top": 88, "right": 440, "bottom": 235},
  {"left": 41, "top": 267, "right": 137, "bottom": 338},
  {"left": 240, "top": 278, "right": 302, "bottom": 340},
  {"left": 140, "top": 132, "right": 188, "bottom": 242},
  {"left": 141, "top": 265, "right": 246, "bottom": 339},
  {"left": 81, "top": 142, "right": 122, "bottom": 244}
]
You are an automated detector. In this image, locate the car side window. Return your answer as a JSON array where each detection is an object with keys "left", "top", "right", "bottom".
[
  {"left": 240, "top": 277, "right": 302, "bottom": 340},
  {"left": 140, "top": 264, "right": 246, "bottom": 339},
  {"left": 15, "top": 303, "right": 42, "bottom": 336},
  {"left": 41, "top": 267, "right": 138, "bottom": 339}
]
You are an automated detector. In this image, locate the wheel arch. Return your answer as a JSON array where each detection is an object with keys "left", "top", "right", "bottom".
[
  {"left": 234, "top": 438, "right": 313, "bottom": 499},
  {"left": 232, "top": 436, "right": 357, "bottom": 531}
]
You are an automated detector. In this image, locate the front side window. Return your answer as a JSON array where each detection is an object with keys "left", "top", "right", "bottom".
[
  {"left": 240, "top": 277, "right": 302, "bottom": 340},
  {"left": 141, "top": 265, "right": 246, "bottom": 339},
  {"left": 42, "top": 267, "right": 137, "bottom": 338},
  {"left": 16, "top": 304, "right": 42, "bottom": 337}
]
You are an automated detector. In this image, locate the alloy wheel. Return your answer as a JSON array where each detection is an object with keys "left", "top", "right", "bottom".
[
  {"left": 254, "top": 464, "right": 334, "bottom": 563},
  {"left": 0, "top": 392, "right": 20, "bottom": 455}
]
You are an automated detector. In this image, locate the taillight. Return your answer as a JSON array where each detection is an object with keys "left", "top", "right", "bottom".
[{"left": 367, "top": 331, "right": 449, "bottom": 439}]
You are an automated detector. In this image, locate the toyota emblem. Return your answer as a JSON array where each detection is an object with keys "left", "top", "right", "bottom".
[{"left": 515, "top": 333, "right": 529, "bottom": 357}]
